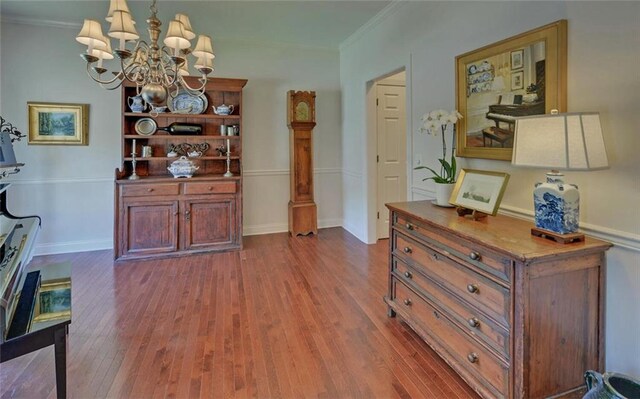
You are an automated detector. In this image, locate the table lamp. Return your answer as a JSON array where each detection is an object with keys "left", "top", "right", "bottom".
[{"left": 512, "top": 110, "right": 609, "bottom": 243}]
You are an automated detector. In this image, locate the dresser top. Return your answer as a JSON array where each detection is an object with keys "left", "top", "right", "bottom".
[{"left": 387, "top": 201, "right": 612, "bottom": 262}]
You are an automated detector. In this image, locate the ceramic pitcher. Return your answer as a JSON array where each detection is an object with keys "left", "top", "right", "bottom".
[
  {"left": 128, "top": 95, "right": 146, "bottom": 113},
  {"left": 584, "top": 371, "right": 640, "bottom": 399}
]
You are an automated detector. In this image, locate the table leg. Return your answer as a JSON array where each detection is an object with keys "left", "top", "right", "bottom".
[{"left": 54, "top": 327, "right": 67, "bottom": 399}]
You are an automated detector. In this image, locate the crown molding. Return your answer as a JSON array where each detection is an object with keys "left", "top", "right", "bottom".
[
  {"left": 339, "top": 0, "right": 407, "bottom": 52},
  {"left": 1, "top": 15, "right": 81, "bottom": 29}
]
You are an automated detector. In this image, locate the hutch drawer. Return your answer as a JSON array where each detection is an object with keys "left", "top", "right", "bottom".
[
  {"left": 121, "top": 183, "right": 180, "bottom": 197},
  {"left": 183, "top": 181, "right": 237, "bottom": 195}
]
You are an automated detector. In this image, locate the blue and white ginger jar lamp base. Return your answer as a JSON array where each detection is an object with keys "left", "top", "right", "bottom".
[{"left": 533, "top": 171, "right": 579, "bottom": 234}]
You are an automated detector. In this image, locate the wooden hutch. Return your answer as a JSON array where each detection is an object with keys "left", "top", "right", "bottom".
[{"left": 114, "top": 77, "right": 247, "bottom": 261}]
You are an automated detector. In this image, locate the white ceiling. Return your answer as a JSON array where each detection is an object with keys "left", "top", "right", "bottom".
[{"left": 0, "top": 0, "right": 391, "bottom": 49}]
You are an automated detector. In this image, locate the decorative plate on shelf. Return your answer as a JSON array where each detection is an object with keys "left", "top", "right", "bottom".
[
  {"left": 169, "top": 91, "right": 208, "bottom": 114},
  {"left": 134, "top": 118, "right": 157, "bottom": 136}
]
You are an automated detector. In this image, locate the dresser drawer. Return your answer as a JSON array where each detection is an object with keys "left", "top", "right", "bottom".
[
  {"left": 395, "top": 213, "right": 512, "bottom": 283},
  {"left": 392, "top": 278, "right": 509, "bottom": 398},
  {"left": 394, "top": 232, "right": 511, "bottom": 328},
  {"left": 393, "top": 257, "right": 510, "bottom": 359},
  {"left": 121, "top": 183, "right": 180, "bottom": 197},
  {"left": 184, "top": 181, "right": 237, "bottom": 195}
]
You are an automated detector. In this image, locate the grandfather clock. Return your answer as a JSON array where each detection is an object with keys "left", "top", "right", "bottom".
[{"left": 287, "top": 90, "right": 317, "bottom": 236}]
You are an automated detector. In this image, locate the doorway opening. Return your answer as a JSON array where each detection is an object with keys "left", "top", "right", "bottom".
[{"left": 368, "top": 69, "right": 408, "bottom": 240}]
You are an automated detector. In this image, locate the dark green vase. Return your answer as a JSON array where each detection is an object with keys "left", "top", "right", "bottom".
[{"left": 583, "top": 371, "right": 640, "bottom": 399}]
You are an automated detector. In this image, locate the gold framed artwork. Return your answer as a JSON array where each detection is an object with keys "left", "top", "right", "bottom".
[
  {"left": 33, "top": 279, "right": 72, "bottom": 323},
  {"left": 28, "top": 102, "right": 88, "bottom": 145},
  {"left": 455, "top": 20, "right": 567, "bottom": 161},
  {"left": 450, "top": 169, "right": 510, "bottom": 216}
]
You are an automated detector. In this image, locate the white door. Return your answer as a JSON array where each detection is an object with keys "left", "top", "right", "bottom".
[{"left": 376, "top": 83, "right": 407, "bottom": 239}]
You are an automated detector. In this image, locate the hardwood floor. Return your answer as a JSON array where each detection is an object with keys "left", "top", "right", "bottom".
[{"left": 0, "top": 228, "right": 479, "bottom": 399}]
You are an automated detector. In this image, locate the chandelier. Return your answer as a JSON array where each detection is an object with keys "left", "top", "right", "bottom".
[{"left": 75, "top": 0, "right": 215, "bottom": 106}]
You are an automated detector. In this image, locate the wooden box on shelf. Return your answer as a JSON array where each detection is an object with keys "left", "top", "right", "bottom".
[{"left": 114, "top": 77, "right": 247, "bottom": 261}]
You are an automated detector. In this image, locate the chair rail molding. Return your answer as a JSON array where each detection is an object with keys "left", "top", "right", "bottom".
[{"left": 500, "top": 204, "right": 640, "bottom": 252}]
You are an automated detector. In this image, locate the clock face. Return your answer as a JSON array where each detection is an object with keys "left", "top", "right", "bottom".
[{"left": 295, "top": 102, "right": 310, "bottom": 121}]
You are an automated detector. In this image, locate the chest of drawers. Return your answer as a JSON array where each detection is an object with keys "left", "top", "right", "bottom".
[{"left": 385, "top": 201, "right": 611, "bottom": 399}]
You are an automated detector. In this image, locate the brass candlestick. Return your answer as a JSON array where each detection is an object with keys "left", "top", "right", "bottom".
[
  {"left": 223, "top": 138, "right": 234, "bottom": 177},
  {"left": 129, "top": 139, "right": 140, "bottom": 180}
]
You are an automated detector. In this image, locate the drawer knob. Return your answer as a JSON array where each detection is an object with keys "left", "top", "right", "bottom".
[
  {"left": 404, "top": 271, "right": 413, "bottom": 279},
  {"left": 403, "top": 247, "right": 412, "bottom": 254},
  {"left": 405, "top": 223, "right": 414, "bottom": 231},
  {"left": 467, "top": 318, "right": 480, "bottom": 328},
  {"left": 467, "top": 284, "right": 479, "bottom": 294},
  {"left": 469, "top": 251, "right": 481, "bottom": 261},
  {"left": 208, "top": 186, "right": 214, "bottom": 191},
  {"left": 147, "top": 188, "right": 154, "bottom": 192},
  {"left": 467, "top": 353, "right": 479, "bottom": 364},
  {"left": 403, "top": 299, "right": 412, "bottom": 306}
]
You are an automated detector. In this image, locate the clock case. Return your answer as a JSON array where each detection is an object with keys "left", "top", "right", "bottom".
[{"left": 287, "top": 90, "right": 317, "bottom": 236}]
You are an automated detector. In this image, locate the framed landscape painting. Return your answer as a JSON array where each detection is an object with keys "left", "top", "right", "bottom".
[
  {"left": 28, "top": 102, "right": 88, "bottom": 145},
  {"left": 450, "top": 169, "right": 510, "bottom": 216}
]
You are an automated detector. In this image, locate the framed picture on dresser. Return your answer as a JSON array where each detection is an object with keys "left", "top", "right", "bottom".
[{"left": 450, "top": 169, "right": 510, "bottom": 216}]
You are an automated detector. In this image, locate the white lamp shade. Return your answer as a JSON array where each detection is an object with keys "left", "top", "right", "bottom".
[
  {"left": 192, "top": 35, "right": 215, "bottom": 59},
  {"left": 163, "top": 20, "right": 191, "bottom": 50},
  {"left": 194, "top": 56, "right": 213, "bottom": 70},
  {"left": 90, "top": 36, "right": 114, "bottom": 60},
  {"left": 106, "top": 0, "right": 131, "bottom": 22},
  {"left": 108, "top": 10, "right": 139, "bottom": 41},
  {"left": 76, "top": 19, "right": 107, "bottom": 46},
  {"left": 512, "top": 112, "right": 609, "bottom": 170},
  {"left": 175, "top": 14, "right": 196, "bottom": 40}
]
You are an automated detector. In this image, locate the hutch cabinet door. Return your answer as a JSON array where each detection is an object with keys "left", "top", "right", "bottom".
[
  {"left": 182, "top": 196, "right": 237, "bottom": 250},
  {"left": 120, "top": 199, "right": 179, "bottom": 257}
]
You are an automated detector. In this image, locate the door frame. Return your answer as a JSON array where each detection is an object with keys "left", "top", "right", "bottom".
[{"left": 366, "top": 66, "right": 412, "bottom": 241}]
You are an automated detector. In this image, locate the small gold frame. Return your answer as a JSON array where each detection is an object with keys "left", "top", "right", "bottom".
[
  {"left": 28, "top": 102, "right": 88, "bottom": 145},
  {"left": 33, "top": 279, "right": 71, "bottom": 322},
  {"left": 450, "top": 169, "right": 510, "bottom": 216}
]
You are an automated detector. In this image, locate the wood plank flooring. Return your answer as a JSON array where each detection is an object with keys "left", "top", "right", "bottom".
[{"left": 0, "top": 228, "right": 479, "bottom": 398}]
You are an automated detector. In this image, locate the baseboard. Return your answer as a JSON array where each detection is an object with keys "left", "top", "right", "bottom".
[
  {"left": 242, "top": 218, "right": 343, "bottom": 237},
  {"left": 35, "top": 239, "right": 113, "bottom": 256}
]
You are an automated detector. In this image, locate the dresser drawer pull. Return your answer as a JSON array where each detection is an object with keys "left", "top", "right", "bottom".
[
  {"left": 467, "top": 353, "right": 479, "bottom": 364},
  {"left": 403, "top": 247, "right": 412, "bottom": 254},
  {"left": 469, "top": 251, "right": 481, "bottom": 261},
  {"left": 208, "top": 186, "right": 214, "bottom": 191},
  {"left": 147, "top": 188, "right": 154, "bottom": 192},
  {"left": 467, "top": 284, "right": 479, "bottom": 294},
  {"left": 404, "top": 271, "right": 413, "bottom": 279},
  {"left": 467, "top": 318, "right": 480, "bottom": 328},
  {"left": 403, "top": 299, "right": 412, "bottom": 306},
  {"left": 433, "top": 310, "right": 439, "bottom": 319},
  {"left": 405, "top": 223, "right": 414, "bottom": 230}
]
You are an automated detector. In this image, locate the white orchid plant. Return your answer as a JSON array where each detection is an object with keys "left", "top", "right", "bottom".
[{"left": 415, "top": 109, "right": 463, "bottom": 184}]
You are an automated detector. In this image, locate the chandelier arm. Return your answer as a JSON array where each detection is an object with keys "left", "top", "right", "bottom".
[
  {"left": 85, "top": 63, "right": 125, "bottom": 88},
  {"left": 178, "top": 75, "right": 208, "bottom": 93}
]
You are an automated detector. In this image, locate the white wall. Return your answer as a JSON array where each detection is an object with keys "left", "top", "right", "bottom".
[
  {"left": 340, "top": 1, "right": 640, "bottom": 375},
  {"left": 0, "top": 19, "right": 342, "bottom": 252}
]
